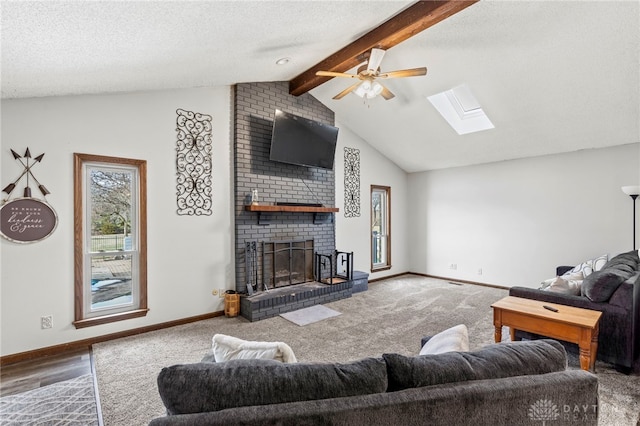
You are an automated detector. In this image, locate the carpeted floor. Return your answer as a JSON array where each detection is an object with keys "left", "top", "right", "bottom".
[
  {"left": 92, "top": 275, "right": 640, "bottom": 426},
  {"left": 0, "top": 374, "right": 99, "bottom": 425}
]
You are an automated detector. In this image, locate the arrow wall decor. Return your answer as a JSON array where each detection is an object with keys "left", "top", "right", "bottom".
[{"left": 3, "top": 148, "right": 49, "bottom": 198}]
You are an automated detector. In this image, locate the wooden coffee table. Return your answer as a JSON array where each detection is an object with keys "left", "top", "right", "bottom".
[{"left": 491, "top": 296, "right": 602, "bottom": 372}]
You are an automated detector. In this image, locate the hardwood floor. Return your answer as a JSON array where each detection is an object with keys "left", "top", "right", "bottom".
[{"left": 0, "top": 347, "right": 93, "bottom": 397}]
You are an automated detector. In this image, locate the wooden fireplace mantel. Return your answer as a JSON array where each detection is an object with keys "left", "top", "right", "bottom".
[
  {"left": 244, "top": 204, "right": 339, "bottom": 225},
  {"left": 244, "top": 205, "right": 339, "bottom": 213}
]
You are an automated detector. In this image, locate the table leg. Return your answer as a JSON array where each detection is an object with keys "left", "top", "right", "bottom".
[
  {"left": 493, "top": 308, "right": 502, "bottom": 343},
  {"left": 589, "top": 330, "right": 598, "bottom": 372},
  {"left": 579, "top": 329, "right": 598, "bottom": 372},
  {"left": 509, "top": 327, "right": 516, "bottom": 341},
  {"left": 579, "top": 346, "right": 590, "bottom": 371}
]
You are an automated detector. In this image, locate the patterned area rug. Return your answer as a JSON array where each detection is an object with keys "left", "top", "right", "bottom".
[
  {"left": 0, "top": 374, "right": 99, "bottom": 425},
  {"left": 280, "top": 304, "right": 341, "bottom": 326}
]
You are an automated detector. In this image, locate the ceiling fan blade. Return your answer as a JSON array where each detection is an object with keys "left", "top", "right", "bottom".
[
  {"left": 333, "top": 82, "right": 361, "bottom": 100},
  {"left": 367, "top": 48, "right": 386, "bottom": 72},
  {"left": 378, "top": 67, "right": 428, "bottom": 79},
  {"left": 380, "top": 86, "right": 395, "bottom": 100},
  {"left": 316, "top": 71, "right": 358, "bottom": 79}
]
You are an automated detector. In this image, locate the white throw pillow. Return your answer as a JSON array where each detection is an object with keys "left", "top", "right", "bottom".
[
  {"left": 568, "top": 254, "right": 608, "bottom": 277},
  {"left": 419, "top": 324, "right": 469, "bottom": 355},
  {"left": 591, "top": 254, "right": 608, "bottom": 271},
  {"left": 211, "top": 334, "right": 297, "bottom": 363},
  {"left": 544, "top": 276, "right": 581, "bottom": 296},
  {"left": 561, "top": 271, "right": 584, "bottom": 281},
  {"left": 540, "top": 276, "right": 557, "bottom": 289}
]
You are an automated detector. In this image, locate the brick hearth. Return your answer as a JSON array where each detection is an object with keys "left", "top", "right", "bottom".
[{"left": 239, "top": 270, "right": 369, "bottom": 322}]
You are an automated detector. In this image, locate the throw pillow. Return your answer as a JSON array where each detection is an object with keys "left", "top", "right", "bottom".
[
  {"left": 383, "top": 339, "right": 566, "bottom": 392},
  {"left": 211, "top": 333, "right": 297, "bottom": 363},
  {"left": 567, "top": 254, "right": 608, "bottom": 277},
  {"left": 541, "top": 271, "right": 583, "bottom": 293},
  {"left": 591, "top": 254, "right": 609, "bottom": 272},
  {"left": 539, "top": 276, "right": 557, "bottom": 290},
  {"left": 561, "top": 271, "right": 585, "bottom": 281},
  {"left": 543, "top": 276, "right": 581, "bottom": 296},
  {"left": 157, "top": 357, "right": 388, "bottom": 415},
  {"left": 419, "top": 324, "right": 469, "bottom": 355}
]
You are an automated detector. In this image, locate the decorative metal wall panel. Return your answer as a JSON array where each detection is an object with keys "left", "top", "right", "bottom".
[
  {"left": 176, "top": 109, "right": 213, "bottom": 215},
  {"left": 344, "top": 147, "right": 360, "bottom": 218}
]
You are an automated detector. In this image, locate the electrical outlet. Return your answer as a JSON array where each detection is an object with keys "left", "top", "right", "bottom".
[
  {"left": 219, "top": 289, "right": 226, "bottom": 298},
  {"left": 477, "top": 268, "right": 483, "bottom": 275},
  {"left": 211, "top": 289, "right": 219, "bottom": 296},
  {"left": 448, "top": 263, "right": 457, "bottom": 270},
  {"left": 41, "top": 315, "right": 53, "bottom": 329}
]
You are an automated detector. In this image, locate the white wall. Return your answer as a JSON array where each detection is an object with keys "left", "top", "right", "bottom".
[
  {"left": 0, "top": 87, "right": 233, "bottom": 356},
  {"left": 334, "top": 122, "right": 409, "bottom": 279},
  {"left": 408, "top": 143, "right": 640, "bottom": 288}
]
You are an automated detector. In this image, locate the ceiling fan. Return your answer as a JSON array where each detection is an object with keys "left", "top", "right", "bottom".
[{"left": 316, "top": 48, "right": 427, "bottom": 100}]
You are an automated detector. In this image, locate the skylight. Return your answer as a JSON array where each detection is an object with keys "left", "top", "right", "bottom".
[{"left": 427, "top": 84, "right": 494, "bottom": 135}]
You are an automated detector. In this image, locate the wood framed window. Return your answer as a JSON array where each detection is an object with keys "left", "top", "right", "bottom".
[
  {"left": 371, "top": 185, "right": 391, "bottom": 272},
  {"left": 73, "top": 153, "right": 148, "bottom": 328}
]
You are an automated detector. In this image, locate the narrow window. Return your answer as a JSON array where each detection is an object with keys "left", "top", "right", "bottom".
[
  {"left": 74, "top": 154, "right": 148, "bottom": 328},
  {"left": 371, "top": 185, "right": 391, "bottom": 271}
]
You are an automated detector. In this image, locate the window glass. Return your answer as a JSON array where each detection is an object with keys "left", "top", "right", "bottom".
[{"left": 371, "top": 185, "right": 391, "bottom": 271}]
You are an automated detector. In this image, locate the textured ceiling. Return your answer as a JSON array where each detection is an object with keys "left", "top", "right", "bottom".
[
  {"left": 1, "top": 1, "right": 413, "bottom": 98},
  {"left": 2, "top": 1, "right": 639, "bottom": 172}
]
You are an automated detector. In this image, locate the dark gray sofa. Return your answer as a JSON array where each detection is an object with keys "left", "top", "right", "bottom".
[
  {"left": 149, "top": 339, "right": 598, "bottom": 426},
  {"left": 510, "top": 250, "right": 640, "bottom": 371}
]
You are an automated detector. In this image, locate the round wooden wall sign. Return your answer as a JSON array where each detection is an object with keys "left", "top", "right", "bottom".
[{"left": 0, "top": 198, "right": 58, "bottom": 243}]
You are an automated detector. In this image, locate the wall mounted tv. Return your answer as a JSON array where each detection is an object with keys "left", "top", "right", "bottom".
[{"left": 269, "top": 109, "right": 339, "bottom": 170}]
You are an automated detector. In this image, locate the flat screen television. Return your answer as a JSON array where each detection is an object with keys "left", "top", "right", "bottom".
[{"left": 269, "top": 109, "right": 339, "bottom": 170}]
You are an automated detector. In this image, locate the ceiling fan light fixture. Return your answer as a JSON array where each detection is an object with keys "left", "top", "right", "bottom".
[
  {"left": 318, "top": 47, "right": 425, "bottom": 102},
  {"left": 354, "top": 79, "right": 383, "bottom": 99},
  {"left": 372, "top": 81, "right": 383, "bottom": 95}
]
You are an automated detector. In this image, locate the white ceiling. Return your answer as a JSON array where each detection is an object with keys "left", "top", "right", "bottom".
[{"left": 2, "top": 1, "right": 639, "bottom": 172}]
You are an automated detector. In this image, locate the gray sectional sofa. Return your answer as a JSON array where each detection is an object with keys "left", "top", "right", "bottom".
[
  {"left": 510, "top": 250, "right": 640, "bottom": 371},
  {"left": 149, "top": 339, "right": 598, "bottom": 426}
]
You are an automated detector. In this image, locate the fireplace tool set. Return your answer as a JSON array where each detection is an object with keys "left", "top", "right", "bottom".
[{"left": 245, "top": 241, "right": 261, "bottom": 295}]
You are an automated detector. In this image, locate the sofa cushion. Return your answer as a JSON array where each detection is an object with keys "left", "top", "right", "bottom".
[
  {"left": 383, "top": 339, "right": 566, "bottom": 392},
  {"left": 581, "top": 251, "right": 638, "bottom": 302},
  {"left": 581, "top": 269, "right": 628, "bottom": 302},
  {"left": 602, "top": 250, "right": 639, "bottom": 269},
  {"left": 419, "top": 324, "right": 469, "bottom": 355},
  {"left": 157, "top": 357, "right": 387, "bottom": 415}
]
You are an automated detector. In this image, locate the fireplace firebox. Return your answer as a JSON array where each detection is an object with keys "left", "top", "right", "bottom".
[{"left": 263, "top": 239, "right": 314, "bottom": 289}]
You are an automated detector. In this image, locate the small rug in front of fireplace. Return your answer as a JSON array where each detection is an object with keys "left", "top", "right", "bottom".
[{"left": 280, "top": 305, "right": 341, "bottom": 326}]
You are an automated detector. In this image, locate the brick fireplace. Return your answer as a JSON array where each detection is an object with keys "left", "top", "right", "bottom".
[{"left": 233, "top": 81, "right": 359, "bottom": 321}]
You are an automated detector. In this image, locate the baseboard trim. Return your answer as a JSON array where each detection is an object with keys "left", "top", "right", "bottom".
[
  {"left": 1, "top": 274, "right": 505, "bottom": 365},
  {"left": 368, "top": 272, "right": 413, "bottom": 283},
  {"left": 0, "top": 311, "right": 224, "bottom": 366},
  {"left": 410, "top": 272, "right": 509, "bottom": 290}
]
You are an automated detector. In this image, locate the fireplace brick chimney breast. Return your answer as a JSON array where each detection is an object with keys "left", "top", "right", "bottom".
[{"left": 233, "top": 82, "right": 338, "bottom": 317}]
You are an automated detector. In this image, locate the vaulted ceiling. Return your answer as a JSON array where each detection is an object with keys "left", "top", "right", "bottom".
[{"left": 2, "top": 1, "right": 638, "bottom": 172}]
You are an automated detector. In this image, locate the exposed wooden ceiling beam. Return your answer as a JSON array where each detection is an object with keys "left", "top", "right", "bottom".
[{"left": 289, "top": 0, "right": 479, "bottom": 97}]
